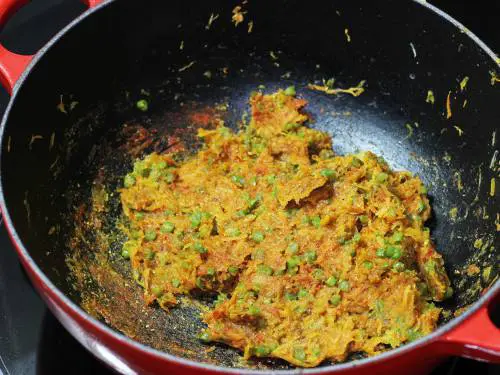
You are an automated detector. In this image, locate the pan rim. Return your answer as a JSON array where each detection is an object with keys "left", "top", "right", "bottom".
[{"left": 0, "top": 0, "right": 498, "bottom": 373}]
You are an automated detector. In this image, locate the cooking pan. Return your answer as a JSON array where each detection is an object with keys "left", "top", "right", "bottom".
[{"left": 0, "top": 0, "right": 498, "bottom": 374}]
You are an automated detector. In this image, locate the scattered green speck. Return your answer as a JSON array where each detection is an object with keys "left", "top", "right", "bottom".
[
  {"left": 124, "top": 174, "right": 136, "bottom": 187},
  {"left": 194, "top": 242, "right": 208, "bottom": 254},
  {"left": 160, "top": 222, "right": 175, "bottom": 234},
  {"left": 339, "top": 280, "right": 350, "bottom": 292},
  {"left": 136, "top": 99, "right": 149, "bottom": 111},
  {"left": 144, "top": 230, "right": 157, "bottom": 241},
  {"left": 252, "top": 231, "right": 265, "bottom": 243},
  {"left": 330, "top": 294, "right": 342, "bottom": 306},
  {"left": 326, "top": 276, "right": 337, "bottom": 287},
  {"left": 284, "top": 86, "right": 296, "bottom": 96},
  {"left": 257, "top": 264, "right": 273, "bottom": 276}
]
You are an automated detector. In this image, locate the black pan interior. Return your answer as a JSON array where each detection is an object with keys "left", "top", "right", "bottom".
[{"left": 0, "top": 0, "right": 498, "bottom": 369}]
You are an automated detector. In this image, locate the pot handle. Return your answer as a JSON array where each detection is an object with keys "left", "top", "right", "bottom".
[
  {"left": 440, "top": 293, "right": 500, "bottom": 362},
  {"left": 0, "top": 0, "right": 105, "bottom": 94}
]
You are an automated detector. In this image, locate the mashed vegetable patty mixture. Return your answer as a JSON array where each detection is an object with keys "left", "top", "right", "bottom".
[{"left": 119, "top": 89, "right": 451, "bottom": 367}]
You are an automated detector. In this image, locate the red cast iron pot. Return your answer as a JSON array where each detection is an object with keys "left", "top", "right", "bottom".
[{"left": 0, "top": 0, "right": 498, "bottom": 374}]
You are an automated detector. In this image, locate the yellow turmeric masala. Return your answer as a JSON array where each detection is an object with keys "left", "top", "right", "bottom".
[{"left": 119, "top": 88, "right": 451, "bottom": 367}]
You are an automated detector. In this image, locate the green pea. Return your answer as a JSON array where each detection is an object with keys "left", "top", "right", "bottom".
[
  {"left": 303, "top": 250, "right": 317, "bottom": 264},
  {"left": 144, "top": 230, "right": 157, "bottom": 241},
  {"left": 246, "top": 197, "right": 261, "bottom": 212},
  {"left": 391, "top": 247, "right": 402, "bottom": 259},
  {"left": 198, "top": 332, "right": 210, "bottom": 342},
  {"left": 228, "top": 266, "right": 239, "bottom": 276},
  {"left": 124, "top": 174, "right": 136, "bottom": 188},
  {"left": 363, "top": 261, "right": 373, "bottom": 269},
  {"left": 406, "top": 328, "right": 421, "bottom": 342},
  {"left": 358, "top": 215, "right": 368, "bottom": 224},
  {"left": 330, "top": 294, "right": 342, "bottom": 306},
  {"left": 284, "top": 292, "right": 297, "bottom": 301},
  {"left": 376, "top": 248, "right": 386, "bottom": 257},
  {"left": 420, "top": 185, "right": 428, "bottom": 194},
  {"left": 255, "top": 345, "right": 271, "bottom": 357},
  {"left": 215, "top": 293, "right": 227, "bottom": 306},
  {"left": 194, "top": 242, "right": 208, "bottom": 254},
  {"left": 252, "top": 231, "right": 265, "bottom": 243},
  {"left": 151, "top": 285, "right": 163, "bottom": 297},
  {"left": 284, "top": 123, "right": 301, "bottom": 132},
  {"left": 248, "top": 305, "right": 261, "bottom": 315},
  {"left": 160, "top": 221, "right": 175, "bottom": 234},
  {"left": 293, "top": 347, "right": 306, "bottom": 361},
  {"left": 312, "top": 347, "right": 322, "bottom": 357},
  {"left": 352, "top": 232, "right": 361, "bottom": 242},
  {"left": 284, "top": 86, "right": 296, "bottom": 96},
  {"left": 297, "top": 289, "right": 309, "bottom": 298},
  {"left": 384, "top": 246, "right": 398, "bottom": 258},
  {"left": 136, "top": 99, "right": 148, "bottom": 112},
  {"left": 236, "top": 209, "right": 247, "bottom": 218},
  {"left": 325, "top": 276, "right": 337, "bottom": 287},
  {"left": 257, "top": 264, "right": 273, "bottom": 276},
  {"left": 339, "top": 280, "right": 350, "bottom": 292},
  {"left": 424, "top": 260, "right": 436, "bottom": 273},
  {"left": 351, "top": 157, "right": 363, "bottom": 167},
  {"left": 231, "top": 175, "right": 245, "bottom": 186},
  {"left": 190, "top": 211, "right": 203, "bottom": 228},
  {"left": 393, "top": 262, "right": 405, "bottom": 272},
  {"left": 155, "top": 161, "right": 167, "bottom": 170},
  {"left": 171, "top": 278, "right": 181, "bottom": 287},
  {"left": 311, "top": 215, "right": 321, "bottom": 228},
  {"left": 227, "top": 227, "right": 241, "bottom": 237},
  {"left": 266, "top": 175, "right": 276, "bottom": 184},
  {"left": 287, "top": 255, "right": 301, "bottom": 269},
  {"left": 376, "top": 172, "right": 389, "bottom": 183},
  {"left": 391, "top": 231, "right": 404, "bottom": 243},
  {"left": 135, "top": 212, "right": 144, "bottom": 220},
  {"left": 149, "top": 168, "right": 163, "bottom": 181},
  {"left": 206, "top": 267, "right": 216, "bottom": 276},
  {"left": 121, "top": 248, "right": 130, "bottom": 259},
  {"left": 288, "top": 242, "right": 299, "bottom": 254},
  {"left": 383, "top": 246, "right": 402, "bottom": 259},
  {"left": 164, "top": 171, "right": 175, "bottom": 184},
  {"left": 320, "top": 169, "right": 336, "bottom": 179},
  {"left": 294, "top": 305, "right": 307, "bottom": 314}
]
